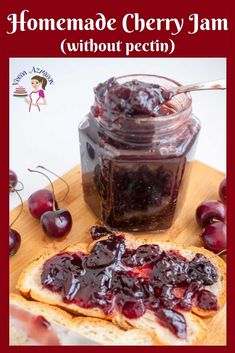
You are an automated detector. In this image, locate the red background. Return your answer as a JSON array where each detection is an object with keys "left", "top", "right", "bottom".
[{"left": 0, "top": 0, "right": 234, "bottom": 351}]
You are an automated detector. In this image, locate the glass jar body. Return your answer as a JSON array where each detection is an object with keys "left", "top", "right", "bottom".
[{"left": 78, "top": 75, "right": 201, "bottom": 232}]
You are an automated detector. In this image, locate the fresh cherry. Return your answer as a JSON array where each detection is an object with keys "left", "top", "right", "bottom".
[
  {"left": 202, "top": 222, "right": 226, "bottom": 253},
  {"left": 9, "top": 170, "right": 24, "bottom": 192},
  {"left": 196, "top": 200, "right": 226, "bottom": 227},
  {"left": 9, "top": 228, "right": 21, "bottom": 256},
  {"left": 28, "top": 189, "right": 54, "bottom": 219},
  {"left": 41, "top": 209, "right": 72, "bottom": 238},
  {"left": 28, "top": 166, "right": 73, "bottom": 238},
  {"left": 9, "top": 170, "right": 18, "bottom": 191},
  {"left": 219, "top": 178, "right": 226, "bottom": 204}
]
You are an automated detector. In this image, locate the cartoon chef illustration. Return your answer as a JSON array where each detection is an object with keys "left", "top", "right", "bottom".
[{"left": 25, "top": 75, "right": 47, "bottom": 112}]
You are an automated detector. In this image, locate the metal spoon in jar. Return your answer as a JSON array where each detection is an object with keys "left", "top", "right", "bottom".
[{"left": 167, "top": 79, "right": 226, "bottom": 99}]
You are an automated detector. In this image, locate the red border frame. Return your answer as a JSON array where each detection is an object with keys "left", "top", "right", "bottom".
[{"left": 1, "top": 0, "right": 234, "bottom": 351}]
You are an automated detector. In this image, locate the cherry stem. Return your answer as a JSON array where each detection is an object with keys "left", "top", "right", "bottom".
[
  {"left": 28, "top": 168, "right": 57, "bottom": 207},
  {"left": 36, "top": 165, "right": 70, "bottom": 202},
  {"left": 10, "top": 181, "right": 24, "bottom": 193},
  {"left": 14, "top": 180, "right": 24, "bottom": 192},
  {"left": 208, "top": 248, "right": 227, "bottom": 260},
  {"left": 10, "top": 189, "right": 23, "bottom": 227},
  {"left": 216, "top": 249, "right": 227, "bottom": 257}
]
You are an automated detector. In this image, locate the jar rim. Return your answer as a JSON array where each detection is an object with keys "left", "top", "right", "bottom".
[{"left": 115, "top": 73, "right": 192, "bottom": 123}]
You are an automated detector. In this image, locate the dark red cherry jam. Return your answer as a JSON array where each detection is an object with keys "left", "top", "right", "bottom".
[
  {"left": 93, "top": 77, "right": 172, "bottom": 118},
  {"left": 79, "top": 75, "right": 201, "bottom": 232},
  {"left": 196, "top": 289, "right": 219, "bottom": 310},
  {"left": 90, "top": 225, "right": 114, "bottom": 240},
  {"left": 41, "top": 234, "right": 218, "bottom": 338}
]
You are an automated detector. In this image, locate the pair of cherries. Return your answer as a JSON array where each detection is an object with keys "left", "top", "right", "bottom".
[
  {"left": 27, "top": 166, "right": 72, "bottom": 238},
  {"left": 9, "top": 167, "right": 72, "bottom": 257},
  {"left": 195, "top": 178, "right": 226, "bottom": 253}
]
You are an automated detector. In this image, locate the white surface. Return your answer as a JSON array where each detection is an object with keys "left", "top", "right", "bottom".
[{"left": 10, "top": 58, "right": 226, "bottom": 209}]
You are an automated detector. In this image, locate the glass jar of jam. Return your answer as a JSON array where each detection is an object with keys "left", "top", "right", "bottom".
[{"left": 78, "top": 74, "right": 201, "bottom": 232}]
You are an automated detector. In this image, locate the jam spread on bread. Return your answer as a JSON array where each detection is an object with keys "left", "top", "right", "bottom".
[{"left": 41, "top": 234, "right": 218, "bottom": 339}]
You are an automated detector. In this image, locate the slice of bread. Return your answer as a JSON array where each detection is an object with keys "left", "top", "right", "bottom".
[
  {"left": 17, "top": 235, "right": 226, "bottom": 345},
  {"left": 10, "top": 293, "right": 156, "bottom": 345}
]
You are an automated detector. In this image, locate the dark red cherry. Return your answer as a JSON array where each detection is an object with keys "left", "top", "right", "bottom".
[
  {"left": 202, "top": 222, "right": 226, "bottom": 253},
  {"left": 196, "top": 200, "right": 226, "bottom": 227},
  {"left": 28, "top": 166, "right": 73, "bottom": 239},
  {"left": 9, "top": 228, "right": 21, "bottom": 256},
  {"left": 219, "top": 178, "right": 226, "bottom": 204},
  {"left": 41, "top": 209, "right": 72, "bottom": 238},
  {"left": 9, "top": 170, "right": 18, "bottom": 191},
  {"left": 28, "top": 189, "right": 54, "bottom": 219}
]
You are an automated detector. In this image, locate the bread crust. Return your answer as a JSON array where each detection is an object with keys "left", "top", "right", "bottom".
[
  {"left": 17, "top": 235, "right": 226, "bottom": 345},
  {"left": 10, "top": 292, "right": 74, "bottom": 325}
]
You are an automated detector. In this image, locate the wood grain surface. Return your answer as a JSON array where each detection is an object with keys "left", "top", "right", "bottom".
[{"left": 9, "top": 161, "right": 226, "bottom": 345}]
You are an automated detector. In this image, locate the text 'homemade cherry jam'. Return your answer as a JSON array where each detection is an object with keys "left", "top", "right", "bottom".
[
  {"left": 78, "top": 75, "right": 201, "bottom": 232},
  {"left": 41, "top": 233, "right": 218, "bottom": 339}
]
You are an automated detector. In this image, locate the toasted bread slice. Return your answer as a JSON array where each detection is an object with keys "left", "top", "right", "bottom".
[
  {"left": 17, "top": 235, "right": 226, "bottom": 345},
  {"left": 10, "top": 293, "right": 156, "bottom": 345}
]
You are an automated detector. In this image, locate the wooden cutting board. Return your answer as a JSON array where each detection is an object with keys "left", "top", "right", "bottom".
[{"left": 9, "top": 161, "right": 226, "bottom": 345}]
